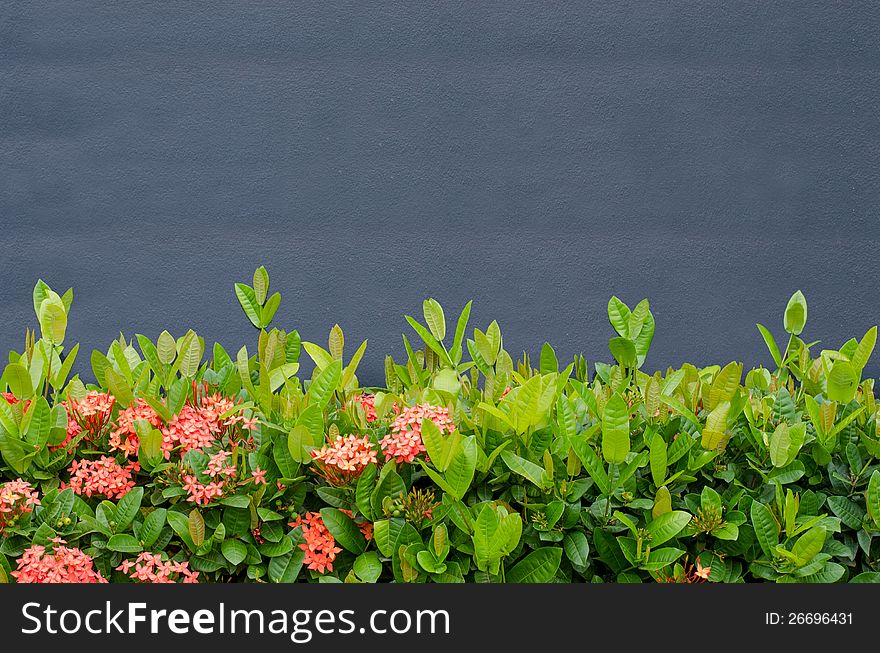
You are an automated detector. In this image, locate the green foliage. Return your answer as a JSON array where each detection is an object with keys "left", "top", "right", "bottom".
[{"left": 0, "top": 274, "right": 877, "bottom": 583}]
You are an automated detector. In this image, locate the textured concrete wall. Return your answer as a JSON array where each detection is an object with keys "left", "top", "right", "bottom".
[{"left": 2, "top": 2, "right": 879, "bottom": 383}]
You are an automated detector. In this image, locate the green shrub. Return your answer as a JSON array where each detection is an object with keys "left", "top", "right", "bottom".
[{"left": 1, "top": 268, "right": 879, "bottom": 583}]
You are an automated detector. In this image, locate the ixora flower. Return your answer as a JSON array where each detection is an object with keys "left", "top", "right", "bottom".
[
  {"left": 290, "top": 510, "right": 373, "bottom": 574},
  {"left": 379, "top": 403, "right": 455, "bottom": 464},
  {"left": 180, "top": 449, "right": 237, "bottom": 505},
  {"left": 12, "top": 541, "right": 107, "bottom": 583},
  {"left": 310, "top": 434, "right": 378, "bottom": 486},
  {"left": 54, "top": 391, "right": 117, "bottom": 452},
  {"left": 160, "top": 391, "right": 247, "bottom": 460},
  {"left": 117, "top": 552, "right": 198, "bottom": 583},
  {"left": 63, "top": 456, "right": 137, "bottom": 500},
  {"left": 109, "top": 398, "right": 161, "bottom": 457},
  {"left": 354, "top": 393, "right": 378, "bottom": 422},
  {"left": 0, "top": 479, "right": 40, "bottom": 531},
  {"left": 655, "top": 557, "right": 712, "bottom": 583},
  {"left": 2, "top": 392, "right": 29, "bottom": 408}
]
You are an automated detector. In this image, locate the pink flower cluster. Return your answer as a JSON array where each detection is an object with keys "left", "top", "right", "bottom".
[
  {"left": 110, "top": 399, "right": 161, "bottom": 457},
  {"left": 311, "top": 435, "right": 378, "bottom": 485},
  {"left": 55, "top": 391, "right": 116, "bottom": 451},
  {"left": 355, "top": 393, "right": 377, "bottom": 422},
  {"left": 12, "top": 541, "right": 106, "bottom": 583},
  {"left": 64, "top": 456, "right": 138, "bottom": 499},
  {"left": 379, "top": 403, "right": 456, "bottom": 464},
  {"left": 0, "top": 479, "right": 40, "bottom": 531},
  {"left": 117, "top": 552, "right": 199, "bottom": 583},
  {"left": 181, "top": 450, "right": 236, "bottom": 505},
  {"left": 160, "top": 392, "right": 246, "bottom": 460}
]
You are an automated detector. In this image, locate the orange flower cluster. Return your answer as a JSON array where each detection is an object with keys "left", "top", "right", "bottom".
[
  {"left": 290, "top": 510, "right": 373, "bottom": 574},
  {"left": 379, "top": 403, "right": 455, "bottom": 463},
  {"left": 64, "top": 456, "right": 138, "bottom": 499},
  {"left": 110, "top": 398, "right": 161, "bottom": 457},
  {"left": 117, "top": 552, "right": 199, "bottom": 583},
  {"left": 310, "top": 434, "right": 378, "bottom": 486},
  {"left": 12, "top": 541, "right": 107, "bottom": 583},
  {"left": 0, "top": 479, "right": 40, "bottom": 531},
  {"left": 56, "top": 391, "right": 116, "bottom": 451},
  {"left": 355, "top": 393, "right": 377, "bottom": 422}
]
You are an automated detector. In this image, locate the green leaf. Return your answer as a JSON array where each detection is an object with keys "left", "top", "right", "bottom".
[
  {"left": 784, "top": 290, "right": 808, "bottom": 336},
  {"left": 235, "top": 283, "right": 262, "bottom": 329},
  {"left": 423, "top": 298, "right": 446, "bottom": 342},
  {"left": 114, "top": 487, "right": 143, "bottom": 532},
  {"left": 320, "top": 508, "right": 367, "bottom": 554},
  {"left": 157, "top": 330, "right": 177, "bottom": 365},
  {"left": 652, "top": 486, "right": 672, "bottom": 518},
  {"left": 826, "top": 495, "right": 865, "bottom": 530},
  {"left": 221, "top": 539, "right": 248, "bottom": 565},
  {"left": 355, "top": 463, "right": 377, "bottom": 521},
  {"left": 3, "top": 362, "right": 33, "bottom": 400},
  {"left": 827, "top": 359, "right": 857, "bottom": 403},
  {"left": 701, "top": 401, "right": 731, "bottom": 452},
  {"left": 500, "top": 450, "right": 547, "bottom": 489},
  {"left": 374, "top": 518, "right": 407, "bottom": 558},
  {"left": 645, "top": 510, "right": 691, "bottom": 547},
  {"left": 791, "top": 525, "right": 826, "bottom": 567},
  {"left": 649, "top": 434, "right": 667, "bottom": 487},
  {"left": 608, "top": 337, "right": 637, "bottom": 368},
  {"left": 852, "top": 326, "right": 877, "bottom": 372},
  {"left": 505, "top": 547, "right": 562, "bottom": 583},
  {"left": 750, "top": 501, "right": 779, "bottom": 558},
  {"left": 563, "top": 531, "right": 590, "bottom": 569},
  {"left": 107, "top": 534, "right": 142, "bottom": 553},
  {"left": 607, "top": 296, "right": 631, "bottom": 338},
  {"left": 268, "top": 549, "right": 305, "bottom": 583},
  {"left": 177, "top": 332, "right": 202, "bottom": 378},
  {"left": 426, "top": 436, "right": 477, "bottom": 500},
  {"left": 421, "top": 418, "right": 458, "bottom": 472},
  {"left": 867, "top": 470, "right": 880, "bottom": 526},
  {"left": 756, "top": 324, "right": 782, "bottom": 367},
  {"left": 138, "top": 428, "right": 164, "bottom": 469},
  {"left": 354, "top": 551, "right": 383, "bottom": 583},
  {"left": 306, "top": 360, "right": 342, "bottom": 408},
  {"left": 601, "top": 393, "right": 630, "bottom": 464},
  {"left": 252, "top": 266, "right": 270, "bottom": 305},
  {"left": 39, "top": 293, "right": 67, "bottom": 345},
  {"left": 104, "top": 367, "right": 134, "bottom": 408},
  {"left": 328, "top": 324, "right": 344, "bottom": 360},
  {"left": 539, "top": 342, "right": 558, "bottom": 374},
  {"left": 139, "top": 509, "right": 166, "bottom": 548}
]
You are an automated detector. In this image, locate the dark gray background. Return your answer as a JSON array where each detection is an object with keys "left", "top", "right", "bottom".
[{"left": 2, "top": 2, "right": 879, "bottom": 384}]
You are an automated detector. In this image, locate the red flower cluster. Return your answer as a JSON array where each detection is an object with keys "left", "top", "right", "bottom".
[
  {"left": 56, "top": 391, "right": 116, "bottom": 451},
  {"left": 310, "top": 434, "right": 378, "bottom": 485},
  {"left": 2, "top": 392, "right": 28, "bottom": 408},
  {"left": 160, "top": 393, "right": 241, "bottom": 460},
  {"left": 355, "top": 393, "right": 377, "bottom": 422},
  {"left": 379, "top": 403, "right": 455, "bottom": 463},
  {"left": 181, "top": 450, "right": 236, "bottom": 505},
  {"left": 290, "top": 510, "right": 372, "bottom": 574},
  {"left": 110, "top": 398, "right": 161, "bottom": 457},
  {"left": 0, "top": 479, "right": 40, "bottom": 531},
  {"left": 117, "top": 552, "right": 199, "bottom": 583},
  {"left": 12, "top": 541, "right": 106, "bottom": 583},
  {"left": 64, "top": 456, "right": 138, "bottom": 499}
]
